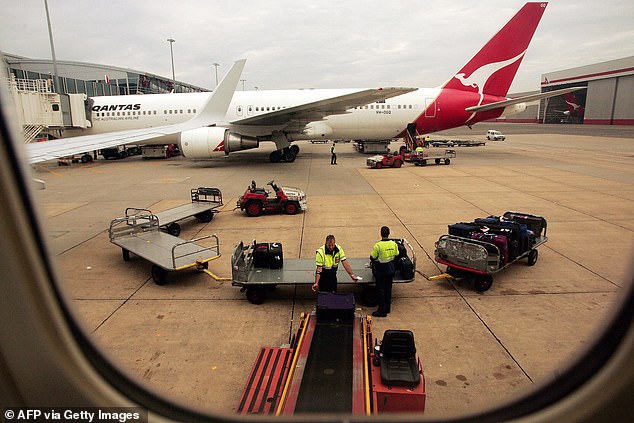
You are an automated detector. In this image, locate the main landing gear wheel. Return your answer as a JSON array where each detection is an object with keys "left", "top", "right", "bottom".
[
  {"left": 245, "top": 200, "right": 263, "bottom": 217},
  {"left": 269, "top": 150, "right": 283, "bottom": 163},
  {"left": 282, "top": 147, "right": 296, "bottom": 162},
  {"left": 270, "top": 147, "right": 298, "bottom": 163},
  {"left": 289, "top": 144, "right": 300, "bottom": 155}
]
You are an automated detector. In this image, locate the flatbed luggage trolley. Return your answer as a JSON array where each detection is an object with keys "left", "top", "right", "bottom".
[
  {"left": 109, "top": 212, "right": 222, "bottom": 285},
  {"left": 125, "top": 187, "right": 222, "bottom": 237},
  {"left": 434, "top": 211, "right": 548, "bottom": 292},
  {"left": 231, "top": 239, "right": 416, "bottom": 305}
]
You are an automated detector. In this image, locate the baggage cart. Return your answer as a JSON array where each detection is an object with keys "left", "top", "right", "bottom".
[
  {"left": 231, "top": 239, "right": 416, "bottom": 305},
  {"left": 433, "top": 212, "right": 548, "bottom": 292},
  {"left": 125, "top": 187, "right": 222, "bottom": 236},
  {"left": 409, "top": 149, "right": 456, "bottom": 166},
  {"left": 109, "top": 212, "right": 223, "bottom": 285}
]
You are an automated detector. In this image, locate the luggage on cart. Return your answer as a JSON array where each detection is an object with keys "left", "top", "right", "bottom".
[
  {"left": 398, "top": 256, "right": 415, "bottom": 280},
  {"left": 471, "top": 232, "right": 509, "bottom": 266},
  {"left": 448, "top": 222, "right": 480, "bottom": 238},
  {"left": 503, "top": 211, "right": 547, "bottom": 238},
  {"left": 253, "top": 242, "right": 270, "bottom": 268},
  {"left": 269, "top": 242, "right": 283, "bottom": 269},
  {"left": 474, "top": 217, "right": 530, "bottom": 259}
]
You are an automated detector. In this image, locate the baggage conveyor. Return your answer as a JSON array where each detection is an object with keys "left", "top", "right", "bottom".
[
  {"left": 231, "top": 239, "right": 416, "bottom": 305},
  {"left": 236, "top": 293, "right": 426, "bottom": 416}
]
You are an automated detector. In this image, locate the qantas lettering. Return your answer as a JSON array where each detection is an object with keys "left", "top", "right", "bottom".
[{"left": 91, "top": 104, "right": 142, "bottom": 112}]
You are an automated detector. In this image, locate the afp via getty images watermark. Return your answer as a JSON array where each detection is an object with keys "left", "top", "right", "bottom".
[{"left": 3, "top": 408, "right": 147, "bottom": 423}]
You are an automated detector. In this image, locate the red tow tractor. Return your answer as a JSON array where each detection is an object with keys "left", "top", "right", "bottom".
[
  {"left": 366, "top": 153, "right": 404, "bottom": 169},
  {"left": 236, "top": 180, "right": 307, "bottom": 217}
]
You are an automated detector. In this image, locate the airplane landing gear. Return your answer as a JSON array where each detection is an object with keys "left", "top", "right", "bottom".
[{"left": 269, "top": 145, "right": 300, "bottom": 163}]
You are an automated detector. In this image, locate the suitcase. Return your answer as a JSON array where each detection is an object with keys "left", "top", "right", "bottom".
[
  {"left": 269, "top": 242, "right": 283, "bottom": 269},
  {"left": 474, "top": 218, "right": 528, "bottom": 259},
  {"left": 316, "top": 292, "right": 355, "bottom": 321},
  {"left": 503, "top": 212, "right": 546, "bottom": 237},
  {"left": 398, "top": 256, "right": 415, "bottom": 280},
  {"left": 471, "top": 232, "right": 509, "bottom": 266},
  {"left": 252, "top": 242, "right": 270, "bottom": 268},
  {"left": 448, "top": 222, "right": 480, "bottom": 238}
]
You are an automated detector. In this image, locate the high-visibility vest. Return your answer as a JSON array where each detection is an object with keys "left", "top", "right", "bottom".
[
  {"left": 316, "top": 244, "right": 345, "bottom": 269},
  {"left": 371, "top": 239, "right": 398, "bottom": 263}
]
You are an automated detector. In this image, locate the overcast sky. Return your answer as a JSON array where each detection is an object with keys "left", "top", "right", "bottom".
[{"left": 2, "top": 1, "right": 633, "bottom": 93}]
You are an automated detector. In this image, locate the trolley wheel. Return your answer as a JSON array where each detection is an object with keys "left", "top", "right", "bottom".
[
  {"left": 528, "top": 249, "right": 539, "bottom": 266},
  {"left": 421, "top": 160, "right": 427, "bottom": 166},
  {"left": 246, "top": 286, "right": 266, "bottom": 304},
  {"left": 360, "top": 285, "right": 378, "bottom": 307},
  {"left": 435, "top": 158, "right": 441, "bottom": 165},
  {"left": 393, "top": 159, "right": 402, "bottom": 168},
  {"left": 80, "top": 154, "right": 93, "bottom": 163},
  {"left": 444, "top": 158, "right": 451, "bottom": 165},
  {"left": 122, "top": 248, "right": 130, "bottom": 262},
  {"left": 284, "top": 201, "right": 299, "bottom": 215},
  {"left": 167, "top": 223, "right": 181, "bottom": 237},
  {"left": 474, "top": 275, "right": 493, "bottom": 292},
  {"left": 151, "top": 265, "right": 168, "bottom": 286},
  {"left": 245, "top": 201, "right": 263, "bottom": 217},
  {"left": 195, "top": 210, "right": 214, "bottom": 222}
]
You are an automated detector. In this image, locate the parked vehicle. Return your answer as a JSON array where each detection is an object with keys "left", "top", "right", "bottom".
[
  {"left": 486, "top": 130, "right": 506, "bottom": 140},
  {"left": 366, "top": 153, "right": 404, "bottom": 169},
  {"left": 236, "top": 180, "right": 307, "bottom": 217}
]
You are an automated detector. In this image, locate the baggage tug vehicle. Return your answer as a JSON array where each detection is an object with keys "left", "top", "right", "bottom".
[{"left": 236, "top": 292, "right": 426, "bottom": 415}]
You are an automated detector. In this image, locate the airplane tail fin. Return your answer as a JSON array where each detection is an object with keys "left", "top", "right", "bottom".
[{"left": 444, "top": 2, "right": 547, "bottom": 97}]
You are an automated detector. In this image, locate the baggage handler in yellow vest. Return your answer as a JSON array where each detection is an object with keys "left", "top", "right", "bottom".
[
  {"left": 370, "top": 226, "right": 399, "bottom": 317},
  {"left": 312, "top": 234, "right": 359, "bottom": 293}
]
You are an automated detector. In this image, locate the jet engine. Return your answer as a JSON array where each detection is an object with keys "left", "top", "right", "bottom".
[{"left": 179, "top": 127, "right": 259, "bottom": 159}]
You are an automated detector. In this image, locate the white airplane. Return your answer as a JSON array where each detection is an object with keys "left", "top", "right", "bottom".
[{"left": 27, "top": 2, "right": 583, "bottom": 165}]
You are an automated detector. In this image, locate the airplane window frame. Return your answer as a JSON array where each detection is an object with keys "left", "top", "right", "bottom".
[{"left": 0, "top": 70, "right": 633, "bottom": 422}]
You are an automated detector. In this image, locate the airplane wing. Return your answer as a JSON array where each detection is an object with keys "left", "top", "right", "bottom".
[
  {"left": 26, "top": 59, "right": 246, "bottom": 164},
  {"left": 230, "top": 87, "right": 417, "bottom": 127},
  {"left": 465, "top": 86, "right": 586, "bottom": 113}
]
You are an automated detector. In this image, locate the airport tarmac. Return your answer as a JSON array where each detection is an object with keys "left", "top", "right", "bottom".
[{"left": 30, "top": 124, "right": 633, "bottom": 419}]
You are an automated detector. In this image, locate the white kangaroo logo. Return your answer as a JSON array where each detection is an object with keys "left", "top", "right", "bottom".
[
  {"left": 455, "top": 50, "right": 527, "bottom": 122},
  {"left": 454, "top": 50, "right": 526, "bottom": 94}
]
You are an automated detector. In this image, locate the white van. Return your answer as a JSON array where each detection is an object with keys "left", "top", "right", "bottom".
[{"left": 486, "top": 130, "right": 506, "bottom": 141}]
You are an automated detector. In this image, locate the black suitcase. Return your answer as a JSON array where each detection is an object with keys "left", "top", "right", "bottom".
[
  {"left": 269, "top": 242, "right": 283, "bottom": 269},
  {"left": 503, "top": 212, "right": 546, "bottom": 237},
  {"left": 316, "top": 292, "right": 355, "bottom": 321},
  {"left": 448, "top": 222, "right": 480, "bottom": 238},
  {"left": 398, "top": 256, "right": 414, "bottom": 280},
  {"left": 252, "top": 242, "right": 270, "bottom": 268}
]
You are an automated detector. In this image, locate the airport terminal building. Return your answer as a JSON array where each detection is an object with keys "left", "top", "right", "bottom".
[{"left": 2, "top": 52, "right": 208, "bottom": 96}]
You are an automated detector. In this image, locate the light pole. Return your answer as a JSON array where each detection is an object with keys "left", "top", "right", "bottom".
[
  {"left": 167, "top": 38, "right": 176, "bottom": 89},
  {"left": 44, "top": 0, "right": 60, "bottom": 93},
  {"left": 212, "top": 62, "right": 220, "bottom": 88}
]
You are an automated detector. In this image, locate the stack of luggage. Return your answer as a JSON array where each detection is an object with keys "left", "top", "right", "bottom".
[{"left": 447, "top": 212, "right": 545, "bottom": 268}]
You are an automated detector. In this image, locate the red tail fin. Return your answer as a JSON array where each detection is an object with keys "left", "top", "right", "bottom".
[{"left": 444, "top": 2, "right": 547, "bottom": 97}]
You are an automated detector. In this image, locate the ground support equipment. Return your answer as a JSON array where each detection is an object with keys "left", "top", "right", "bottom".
[
  {"left": 231, "top": 239, "right": 416, "bottom": 305},
  {"left": 126, "top": 187, "right": 222, "bottom": 236},
  {"left": 109, "top": 212, "right": 224, "bottom": 285},
  {"left": 408, "top": 149, "right": 456, "bottom": 166},
  {"left": 236, "top": 293, "right": 425, "bottom": 416},
  {"left": 433, "top": 211, "right": 548, "bottom": 292}
]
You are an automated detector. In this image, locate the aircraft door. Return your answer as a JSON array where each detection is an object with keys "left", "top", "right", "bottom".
[{"left": 425, "top": 98, "right": 436, "bottom": 118}]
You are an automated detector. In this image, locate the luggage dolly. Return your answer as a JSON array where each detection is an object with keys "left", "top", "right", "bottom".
[
  {"left": 109, "top": 212, "right": 230, "bottom": 285},
  {"left": 125, "top": 187, "right": 223, "bottom": 237},
  {"left": 230, "top": 239, "right": 416, "bottom": 305},
  {"left": 430, "top": 212, "right": 548, "bottom": 292}
]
